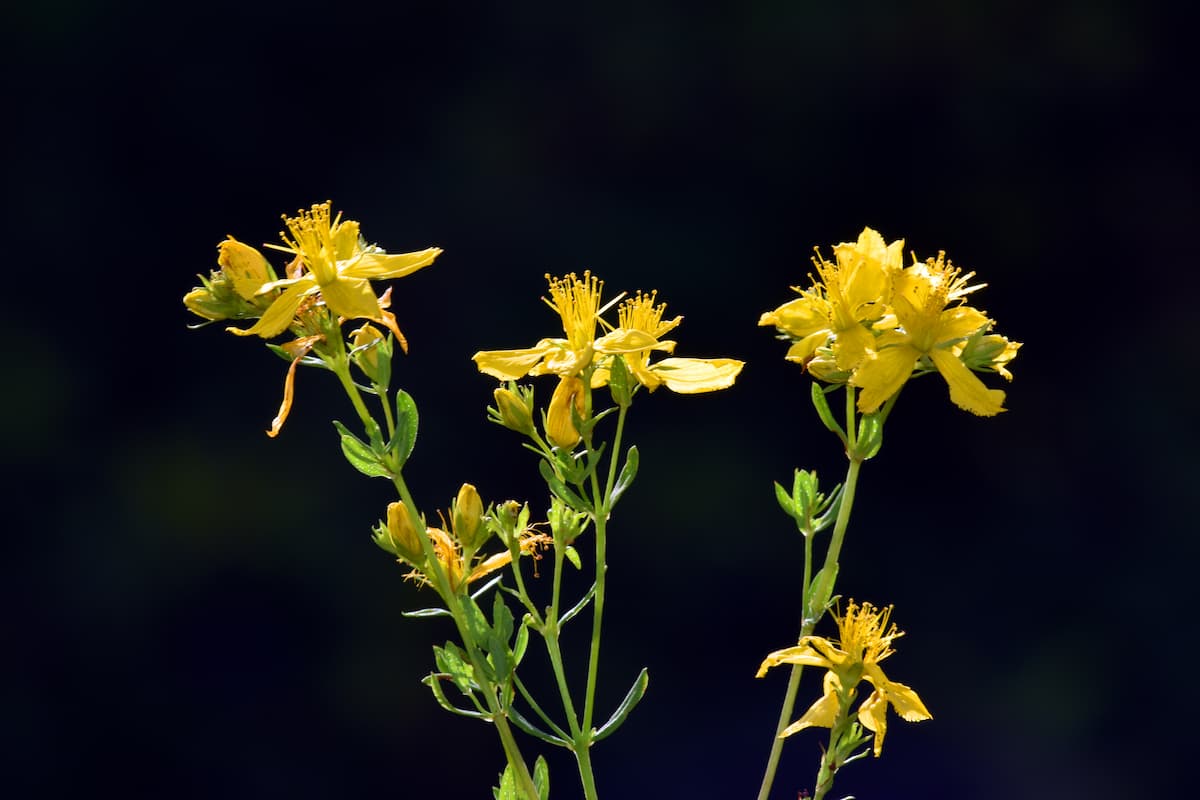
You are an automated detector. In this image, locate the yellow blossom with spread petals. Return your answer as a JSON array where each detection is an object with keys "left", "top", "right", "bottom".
[
  {"left": 757, "top": 600, "right": 931, "bottom": 757},
  {"left": 850, "top": 252, "right": 1007, "bottom": 416},
  {"left": 759, "top": 227, "right": 903, "bottom": 372},
  {"left": 473, "top": 272, "right": 611, "bottom": 382},
  {"left": 593, "top": 291, "right": 744, "bottom": 393},
  {"left": 227, "top": 201, "right": 441, "bottom": 344}
]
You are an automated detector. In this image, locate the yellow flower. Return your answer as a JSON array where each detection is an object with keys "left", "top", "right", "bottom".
[
  {"left": 850, "top": 252, "right": 1006, "bottom": 416},
  {"left": 760, "top": 228, "right": 903, "bottom": 372},
  {"left": 757, "top": 600, "right": 931, "bottom": 757},
  {"left": 593, "top": 291, "right": 744, "bottom": 393},
  {"left": 472, "top": 272, "right": 610, "bottom": 381},
  {"left": 227, "top": 202, "right": 441, "bottom": 343}
]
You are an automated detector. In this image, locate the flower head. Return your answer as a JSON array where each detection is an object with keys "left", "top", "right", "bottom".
[
  {"left": 473, "top": 272, "right": 611, "bottom": 382},
  {"left": 757, "top": 600, "right": 931, "bottom": 757},
  {"left": 226, "top": 201, "right": 441, "bottom": 346},
  {"left": 594, "top": 291, "right": 744, "bottom": 393}
]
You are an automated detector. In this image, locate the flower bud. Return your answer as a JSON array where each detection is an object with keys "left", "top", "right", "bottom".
[
  {"left": 493, "top": 386, "right": 534, "bottom": 435},
  {"left": 350, "top": 323, "right": 392, "bottom": 387},
  {"left": 217, "top": 237, "right": 275, "bottom": 300},
  {"left": 381, "top": 501, "right": 426, "bottom": 565},
  {"left": 183, "top": 271, "right": 243, "bottom": 321},
  {"left": 451, "top": 483, "right": 486, "bottom": 549},
  {"left": 546, "top": 376, "right": 585, "bottom": 448}
]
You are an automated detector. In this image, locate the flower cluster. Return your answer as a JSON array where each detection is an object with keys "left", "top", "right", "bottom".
[
  {"left": 473, "top": 272, "right": 744, "bottom": 446},
  {"left": 183, "top": 201, "right": 441, "bottom": 435},
  {"left": 760, "top": 228, "right": 1020, "bottom": 416},
  {"left": 757, "top": 600, "right": 931, "bottom": 757}
]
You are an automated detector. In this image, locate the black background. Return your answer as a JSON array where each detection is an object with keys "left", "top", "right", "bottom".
[{"left": 4, "top": 1, "right": 1196, "bottom": 798}]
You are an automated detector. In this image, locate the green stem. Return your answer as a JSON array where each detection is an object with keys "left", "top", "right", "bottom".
[{"left": 755, "top": 387, "right": 865, "bottom": 800}]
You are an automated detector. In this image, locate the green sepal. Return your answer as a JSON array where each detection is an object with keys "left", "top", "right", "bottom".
[
  {"left": 564, "top": 545, "right": 582, "bottom": 570},
  {"left": 804, "top": 563, "right": 839, "bottom": 626},
  {"left": 494, "top": 764, "right": 517, "bottom": 800},
  {"left": 774, "top": 480, "right": 798, "bottom": 521},
  {"left": 332, "top": 420, "right": 392, "bottom": 478},
  {"left": 593, "top": 667, "right": 649, "bottom": 742},
  {"left": 610, "top": 445, "right": 639, "bottom": 507},
  {"left": 538, "top": 459, "right": 591, "bottom": 512},
  {"left": 389, "top": 389, "right": 419, "bottom": 467},
  {"left": 811, "top": 383, "right": 848, "bottom": 443}
]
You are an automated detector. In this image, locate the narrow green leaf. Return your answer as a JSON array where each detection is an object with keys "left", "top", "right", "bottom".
[
  {"left": 854, "top": 411, "right": 884, "bottom": 460},
  {"left": 593, "top": 667, "right": 649, "bottom": 742},
  {"left": 559, "top": 581, "right": 596, "bottom": 627},
  {"left": 402, "top": 606, "right": 452, "bottom": 619},
  {"left": 805, "top": 563, "right": 839, "bottom": 625},
  {"left": 513, "top": 616, "right": 531, "bottom": 666},
  {"left": 422, "top": 673, "right": 489, "bottom": 719},
  {"left": 433, "top": 643, "right": 476, "bottom": 695},
  {"left": 507, "top": 706, "right": 570, "bottom": 748},
  {"left": 610, "top": 445, "right": 639, "bottom": 506},
  {"left": 810, "top": 383, "right": 847, "bottom": 441},
  {"left": 333, "top": 420, "right": 391, "bottom": 478},
  {"left": 391, "top": 389, "right": 419, "bottom": 467}
]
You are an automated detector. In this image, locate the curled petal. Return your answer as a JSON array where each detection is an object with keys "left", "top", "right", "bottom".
[
  {"left": 780, "top": 671, "right": 841, "bottom": 737},
  {"left": 757, "top": 640, "right": 834, "bottom": 677},
  {"left": 857, "top": 689, "right": 890, "bottom": 757},
  {"left": 650, "top": 357, "right": 744, "bottom": 394},
  {"left": 227, "top": 279, "right": 316, "bottom": 338},
  {"left": 851, "top": 345, "right": 919, "bottom": 414},
  {"left": 266, "top": 335, "right": 322, "bottom": 438},
  {"left": 473, "top": 342, "right": 557, "bottom": 380}
]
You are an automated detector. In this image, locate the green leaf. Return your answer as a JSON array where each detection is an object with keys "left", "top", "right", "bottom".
[
  {"left": 810, "top": 383, "right": 847, "bottom": 442},
  {"left": 610, "top": 445, "right": 639, "bottom": 507},
  {"left": 538, "top": 459, "right": 591, "bottom": 512},
  {"left": 401, "top": 606, "right": 452, "bottom": 619},
  {"left": 593, "top": 667, "right": 649, "bottom": 742},
  {"left": 507, "top": 706, "right": 570, "bottom": 748},
  {"left": 390, "top": 389, "right": 419, "bottom": 467},
  {"left": 433, "top": 643, "right": 476, "bottom": 695},
  {"left": 332, "top": 420, "right": 391, "bottom": 478},
  {"left": 564, "top": 545, "right": 582, "bottom": 570},
  {"left": 513, "top": 615, "right": 531, "bottom": 666},
  {"left": 774, "top": 480, "right": 798, "bottom": 520},
  {"left": 608, "top": 354, "right": 633, "bottom": 407},
  {"left": 423, "top": 673, "right": 489, "bottom": 719},
  {"left": 854, "top": 411, "right": 884, "bottom": 460},
  {"left": 495, "top": 764, "right": 517, "bottom": 800},
  {"left": 805, "top": 563, "right": 839, "bottom": 625},
  {"left": 559, "top": 580, "right": 596, "bottom": 627},
  {"left": 534, "top": 755, "right": 550, "bottom": 800}
]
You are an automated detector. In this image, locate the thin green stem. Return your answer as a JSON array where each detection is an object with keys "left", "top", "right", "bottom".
[{"left": 755, "top": 386, "right": 866, "bottom": 800}]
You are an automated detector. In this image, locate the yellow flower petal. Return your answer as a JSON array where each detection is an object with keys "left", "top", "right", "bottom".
[
  {"left": 780, "top": 672, "right": 841, "bottom": 737},
  {"left": 756, "top": 641, "right": 834, "bottom": 677},
  {"left": 879, "top": 678, "right": 931, "bottom": 722},
  {"left": 320, "top": 275, "right": 381, "bottom": 321},
  {"left": 218, "top": 237, "right": 274, "bottom": 300},
  {"left": 226, "top": 279, "right": 316, "bottom": 338},
  {"left": 929, "top": 349, "right": 1006, "bottom": 416},
  {"left": 593, "top": 328, "right": 665, "bottom": 354},
  {"left": 856, "top": 689, "right": 890, "bottom": 756},
  {"left": 650, "top": 357, "right": 744, "bottom": 394},
  {"left": 342, "top": 247, "right": 443, "bottom": 280},
  {"left": 473, "top": 343, "right": 558, "bottom": 380},
  {"left": 546, "top": 376, "right": 585, "bottom": 448},
  {"left": 851, "top": 345, "right": 919, "bottom": 413}
]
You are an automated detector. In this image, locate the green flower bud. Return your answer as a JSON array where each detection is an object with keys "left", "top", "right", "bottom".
[
  {"left": 491, "top": 385, "right": 535, "bottom": 435},
  {"left": 452, "top": 483, "right": 487, "bottom": 549}
]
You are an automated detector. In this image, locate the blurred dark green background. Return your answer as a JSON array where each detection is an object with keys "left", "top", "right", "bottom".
[{"left": 4, "top": 1, "right": 1194, "bottom": 798}]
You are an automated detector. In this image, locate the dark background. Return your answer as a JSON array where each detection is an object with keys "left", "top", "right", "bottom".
[{"left": 4, "top": 1, "right": 1195, "bottom": 798}]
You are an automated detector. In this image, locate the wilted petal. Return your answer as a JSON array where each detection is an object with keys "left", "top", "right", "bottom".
[{"left": 266, "top": 335, "right": 322, "bottom": 438}]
